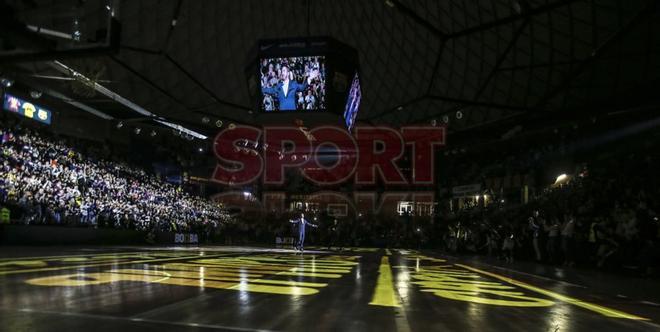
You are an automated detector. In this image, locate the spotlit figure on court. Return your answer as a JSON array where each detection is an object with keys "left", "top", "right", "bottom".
[{"left": 289, "top": 212, "right": 318, "bottom": 252}]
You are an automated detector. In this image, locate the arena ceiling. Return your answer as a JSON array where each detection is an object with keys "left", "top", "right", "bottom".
[{"left": 2, "top": 0, "right": 660, "bottom": 139}]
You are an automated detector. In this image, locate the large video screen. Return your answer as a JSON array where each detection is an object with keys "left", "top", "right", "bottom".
[
  {"left": 343, "top": 73, "right": 361, "bottom": 132},
  {"left": 3, "top": 93, "right": 52, "bottom": 125},
  {"left": 259, "top": 56, "right": 325, "bottom": 112}
]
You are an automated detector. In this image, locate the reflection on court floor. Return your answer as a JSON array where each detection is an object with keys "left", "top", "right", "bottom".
[
  {"left": 399, "top": 255, "right": 555, "bottom": 307},
  {"left": 24, "top": 253, "right": 360, "bottom": 296},
  {"left": 3, "top": 247, "right": 654, "bottom": 331},
  {"left": 382, "top": 253, "right": 648, "bottom": 320}
]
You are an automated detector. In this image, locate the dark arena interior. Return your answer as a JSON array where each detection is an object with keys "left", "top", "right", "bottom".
[{"left": 1, "top": 1, "right": 660, "bottom": 331}]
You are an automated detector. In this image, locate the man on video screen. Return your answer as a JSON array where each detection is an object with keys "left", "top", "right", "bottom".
[{"left": 261, "top": 57, "right": 323, "bottom": 111}]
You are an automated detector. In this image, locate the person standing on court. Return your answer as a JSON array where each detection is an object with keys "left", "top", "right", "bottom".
[
  {"left": 289, "top": 212, "right": 317, "bottom": 252},
  {"left": 529, "top": 211, "right": 543, "bottom": 261}
]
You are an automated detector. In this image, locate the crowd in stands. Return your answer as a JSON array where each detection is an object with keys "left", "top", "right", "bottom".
[
  {"left": 436, "top": 129, "right": 660, "bottom": 276},
  {"left": 0, "top": 122, "right": 231, "bottom": 233}
]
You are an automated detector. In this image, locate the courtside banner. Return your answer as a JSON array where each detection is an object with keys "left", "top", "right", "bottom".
[{"left": 3, "top": 93, "right": 52, "bottom": 125}]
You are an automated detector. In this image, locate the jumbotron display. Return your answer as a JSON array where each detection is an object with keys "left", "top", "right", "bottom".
[
  {"left": 248, "top": 37, "right": 359, "bottom": 118},
  {"left": 259, "top": 56, "right": 325, "bottom": 112},
  {"left": 3, "top": 93, "right": 52, "bottom": 125}
]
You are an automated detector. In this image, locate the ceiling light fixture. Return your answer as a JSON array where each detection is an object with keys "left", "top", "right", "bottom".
[
  {"left": 30, "top": 90, "right": 42, "bottom": 99},
  {"left": 0, "top": 78, "right": 13, "bottom": 88}
]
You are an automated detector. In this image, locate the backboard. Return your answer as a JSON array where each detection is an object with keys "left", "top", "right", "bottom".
[{"left": 0, "top": 0, "right": 120, "bottom": 63}]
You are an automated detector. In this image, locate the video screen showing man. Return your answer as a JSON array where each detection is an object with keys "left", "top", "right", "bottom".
[{"left": 260, "top": 56, "right": 325, "bottom": 112}]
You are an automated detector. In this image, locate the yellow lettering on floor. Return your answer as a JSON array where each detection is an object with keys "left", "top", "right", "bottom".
[
  {"left": 398, "top": 258, "right": 555, "bottom": 308},
  {"left": 403, "top": 255, "right": 446, "bottom": 263},
  {"left": 318, "top": 247, "right": 377, "bottom": 253},
  {"left": 239, "top": 255, "right": 360, "bottom": 266},
  {"left": 369, "top": 256, "right": 401, "bottom": 307},
  {"left": 164, "top": 261, "right": 348, "bottom": 278},
  {"left": 186, "top": 261, "right": 351, "bottom": 273},
  {"left": 289, "top": 267, "right": 352, "bottom": 273},
  {"left": 26, "top": 272, "right": 170, "bottom": 287},
  {"left": 324, "top": 255, "right": 360, "bottom": 261},
  {"left": 111, "top": 268, "right": 327, "bottom": 288},
  {"left": 276, "top": 272, "right": 343, "bottom": 278},
  {"left": 456, "top": 264, "right": 649, "bottom": 320},
  {"left": 24, "top": 254, "right": 360, "bottom": 296},
  {"left": 26, "top": 271, "right": 320, "bottom": 295},
  {"left": 194, "top": 257, "right": 357, "bottom": 266},
  {"left": 0, "top": 255, "right": 164, "bottom": 273},
  {"left": 0, "top": 260, "right": 48, "bottom": 269},
  {"left": 410, "top": 269, "right": 554, "bottom": 307},
  {"left": 1, "top": 253, "right": 234, "bottom": 276}
]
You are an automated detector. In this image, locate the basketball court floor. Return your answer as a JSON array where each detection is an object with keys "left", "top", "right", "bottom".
[{"left": 0, "top": 246, "right": 658, "bottom": 331}]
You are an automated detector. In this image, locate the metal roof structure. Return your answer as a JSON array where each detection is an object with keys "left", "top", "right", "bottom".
[{"left": 2, "top": 0, "right": 659, "bottom": 140}]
